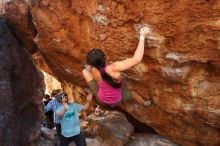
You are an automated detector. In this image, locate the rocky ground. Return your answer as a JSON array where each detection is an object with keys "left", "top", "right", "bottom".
[{"left": 38, "top": 111, "right": 178, "bottom": 146}]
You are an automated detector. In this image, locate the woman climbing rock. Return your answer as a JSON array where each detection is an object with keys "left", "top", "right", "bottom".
[{"left": 82, "top": 27, "right": 153, "bottom": 107}]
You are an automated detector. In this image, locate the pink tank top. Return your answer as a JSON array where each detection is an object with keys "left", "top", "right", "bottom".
[{"left": 98, "top": 66, "right": 122, "bottom": 105}]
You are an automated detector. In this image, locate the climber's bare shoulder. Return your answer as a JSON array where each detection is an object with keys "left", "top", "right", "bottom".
[
  {"left": 110, "top": 58, "right": 138, "bottom": 72},
  {"left": 106, "top": 64, "right": 122, "bottom": 80}
]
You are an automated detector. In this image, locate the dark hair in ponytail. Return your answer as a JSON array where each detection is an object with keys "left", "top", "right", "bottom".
[{"left": 87, "top": 48, "right": 121, "bottom": 88}]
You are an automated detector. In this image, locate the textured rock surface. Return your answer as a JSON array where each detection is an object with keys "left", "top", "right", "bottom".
[
  {"left": 1, "top": 0, "right": 220, "bottom": 145},
  {"left": 88, "top": 111, "right": 134, "bottom": 146},
  {"left": 126, "top": 134, "right": 178, "bottom": 146},
  {"left": 0, "top": 19, "right": 44, "bottom": 146},
  {"left": 1, "top": 0, "right": 37, "bottom": 53},
  {"left": 40, "top": 127, "right": 57, "bottom": 140},
  {"left": 36, "top": 137, "right": 57, "bottom": 146},
  {"left": 43, "top": 71, "right": 61, "bottom": 94}
]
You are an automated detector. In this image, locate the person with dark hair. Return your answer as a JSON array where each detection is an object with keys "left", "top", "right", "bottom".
[
  {"left": 43, "top": 94, "right": 52, "bottom": 105},
  {"left": 51, "top": 89, "right": 62, "bottom": 98},
  {"left": 44, "top": 89, "right": 62, "bottom": 138},
  {"left": 43, "top": 94, "right": 54, "bottom": 129},
  {"left": 82, "top": 27, "right": 153, "bottom": 107},
  {"left": 56, "top": 92, "right": 92, "bottom": 146}
]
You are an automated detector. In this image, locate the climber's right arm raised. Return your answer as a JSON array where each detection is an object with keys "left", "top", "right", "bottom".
[{"left": 110, "top": 27, "right": 149, "bottom": 72}]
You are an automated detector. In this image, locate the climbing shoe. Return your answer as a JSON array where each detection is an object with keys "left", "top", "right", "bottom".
[{"left": 144, "top": 98, "right": 154, "bottom": 107}]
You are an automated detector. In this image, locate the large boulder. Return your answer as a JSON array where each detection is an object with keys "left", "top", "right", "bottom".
[
  {"left": 0, "top": 19, "right": 44, "bottom": 146},
  {"left": 36, "top": 137, "right": 57, "bottom": 146},
  {"left": 0, "top": 0, "right": 37, "bottom": 53},
  {"left": 87, "top": 111, "right": 134, "bottom": 146},
  {"left": 69, "top": 137, "right": 105, "bottom": 146},
  {"left": 1, "top": 0, "right": 220, "bottom": 145},
  {"left": 40, "top": 127, "right": 57, "bottom": 140},
  {"left": 85, "top": 138, "right": 106, "bottom": 146},
  {"left": 126, "top": 134, "right": 178, "bottom": 146}
]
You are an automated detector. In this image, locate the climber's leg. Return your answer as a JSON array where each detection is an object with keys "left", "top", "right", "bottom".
[
  {"left": 120, "top": 81, "right": 153, "bottom": 106},
  {"left": 132, "top": 91, "right": 153, "bottom": 106},
  {"left": 82, "top": 69, "right": 94, "bottom": 83},
  {"left": 87, "top": 79, "right": 98, "bottom": 98},
  {"left": 131, "top": 91, "right": 145, "bottom": 104},
  {"left": 121, "top": 85, "right": 133, "bottom": 102}
]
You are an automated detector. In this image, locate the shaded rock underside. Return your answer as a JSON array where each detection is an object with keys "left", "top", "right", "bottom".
[{"left": 0, "top": 19, "right": 44, "bottom": 146}]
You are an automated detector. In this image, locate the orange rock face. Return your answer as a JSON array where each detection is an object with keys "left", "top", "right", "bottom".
[
  {"left": 1, "top": 0, "right": 220, "bottom": 145},
  {"left": 1, "top": 0, "right": 37, "bottom": 53}
]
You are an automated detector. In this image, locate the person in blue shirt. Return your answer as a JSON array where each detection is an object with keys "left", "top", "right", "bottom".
[
  {"left": 56, "top": 92, "right": 92, "bottom": 146},
  {"left": 43, "top": 94, "right": 54, "bottom": 129},
  {"left": 44, "top": 89, "right": 62, "bottom": 138}
]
